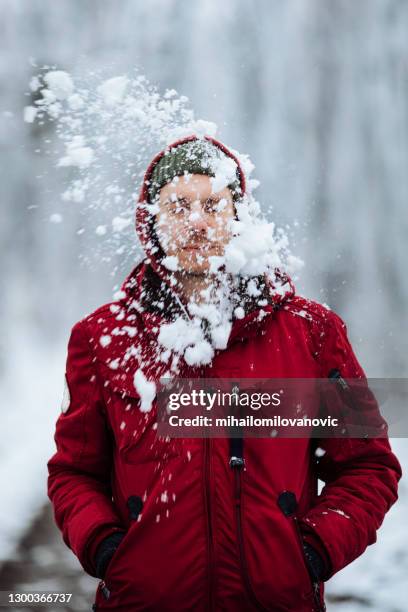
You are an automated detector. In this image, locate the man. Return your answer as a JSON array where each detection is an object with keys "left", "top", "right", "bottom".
[{"left": 48, "top": 135, "right": 401, "bottom": 612}]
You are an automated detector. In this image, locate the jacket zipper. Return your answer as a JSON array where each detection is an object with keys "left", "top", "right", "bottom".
[
  {"left": 233, "top": 465, "right": 270, "bottom": 612},
  {"left": 204, "top": 437, "right": 215, "bottom": 612},
  {"left": 229, "top": 381, "right": 270, "bottom": 612}
]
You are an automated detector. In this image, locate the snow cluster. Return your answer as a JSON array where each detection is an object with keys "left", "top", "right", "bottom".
[
  {"left": 157, "top": 285, "right": 233, "bottom": 369},
  {"left": 27, "top": 67, "right": 302, "bottom": 415}
]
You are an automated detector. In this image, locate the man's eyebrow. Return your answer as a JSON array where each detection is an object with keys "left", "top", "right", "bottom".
[
  {"left": 162, "top": 195, "right": 190, "bottom": 205},
  {"left": 162, "top": 194, "right": 225, "bottom": 205}
]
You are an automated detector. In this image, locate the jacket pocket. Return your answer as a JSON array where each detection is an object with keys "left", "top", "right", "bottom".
[
  {"left": 101, "top": 521, "right": 135, "bottom": 588},
  {"left": 277, "top": 491, "right": 325, "bottom": 611}
]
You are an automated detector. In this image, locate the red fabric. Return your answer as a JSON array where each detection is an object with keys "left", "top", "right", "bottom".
[{"left": 48, "top": 138, "right": 402, "bottom": 611}]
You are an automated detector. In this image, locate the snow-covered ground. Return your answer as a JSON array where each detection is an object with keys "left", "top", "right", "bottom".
[
  {"left": 0, "top": 332, "right": 65, "bottom": 564},
  {"left": 326, "top": 439, "right": 407, "bottom": 611}
]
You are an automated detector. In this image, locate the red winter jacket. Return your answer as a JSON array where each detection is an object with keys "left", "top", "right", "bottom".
[{"left": 48, "top": 136, "right": 402, "bottom": 612}]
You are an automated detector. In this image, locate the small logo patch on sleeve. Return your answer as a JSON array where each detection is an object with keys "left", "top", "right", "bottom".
[{"left": 61, "top": 375, "right": 71, "bottom": 413}]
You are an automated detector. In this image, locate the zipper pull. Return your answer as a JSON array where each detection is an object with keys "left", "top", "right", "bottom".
[
  {"left": 229, "top": 382, "right": 245, "bottom": 469},
  {"left": 229, "top": 456, "right": 245, "bottom": 469},
  {"left": 99, "top": 580, "right": 110, "bottom": 600}
]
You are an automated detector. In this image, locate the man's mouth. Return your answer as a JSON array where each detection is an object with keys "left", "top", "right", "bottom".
[
  {"left": 183, "top": 245, "right": 206, "bottom": 251},
  {"left": 183, "top": 243, "right": 220, "bottom": 252}
]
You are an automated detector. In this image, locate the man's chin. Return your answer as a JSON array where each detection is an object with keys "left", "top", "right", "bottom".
[
  {"left": 176, "top": 258, "right": 211, "bottom": 276},
  {"left": 179, "top": 265, "right": 209, "bottom": 276}
]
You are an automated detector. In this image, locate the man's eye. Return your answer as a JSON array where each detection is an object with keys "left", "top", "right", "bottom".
[
  {"left": 204, "top": 199, "right": 218, "bottom": 213},
  {"left": 169, "top": 199, "right": 189, "bottom": 214}
]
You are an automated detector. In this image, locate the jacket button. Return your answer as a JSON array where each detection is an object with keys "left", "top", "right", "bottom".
[
  {"left": 277, "top": 490, "right": 298, "bottom": 516},
  {"left": 127, "top": 495, "right": 143, "bottom": 521}
]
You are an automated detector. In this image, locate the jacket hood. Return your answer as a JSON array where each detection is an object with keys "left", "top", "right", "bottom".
[{"left": 130, "top": 134, "right": 295, "bottom": 317}]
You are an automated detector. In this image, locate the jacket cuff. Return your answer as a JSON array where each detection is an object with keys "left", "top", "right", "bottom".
[
  {"left": 85, "top": 524, "right": 126, "bottom": 577},
  {"left": 300, "top": 525, "right": 332, "bottom": 581}
]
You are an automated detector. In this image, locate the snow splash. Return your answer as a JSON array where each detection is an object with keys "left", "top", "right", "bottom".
[{"left": 26, "top": 67, "right": 303, "bottom": 411}]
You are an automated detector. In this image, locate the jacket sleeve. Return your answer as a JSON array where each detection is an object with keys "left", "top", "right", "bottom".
[
  {"left": 47, "top": 320, "right": 124, "bottom": 577},
  {"left": 299, "top": 310, "right": 402, "bottom": 580}
]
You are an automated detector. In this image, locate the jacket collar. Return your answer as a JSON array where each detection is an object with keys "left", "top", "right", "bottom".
[{"left": 120, "top": 260, "right": 295, "bottom": 346}]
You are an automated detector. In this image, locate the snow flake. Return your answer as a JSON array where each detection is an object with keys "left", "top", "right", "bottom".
[
  {"left": 108, "top": 358, "right": 120, "bottom": 370},
  {"left": 328, "top": 508, "right": 351, "bottom": 519},
  {"left": 49, "top": 213, "right": 63, "bottom": 224},
  {"left": 100, "top": 335, "right": 111, "bottom": 347}
]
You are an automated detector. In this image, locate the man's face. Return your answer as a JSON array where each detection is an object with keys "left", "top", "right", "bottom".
[{"left": 154, "top": 174, "right": 235, "bottom": 275}]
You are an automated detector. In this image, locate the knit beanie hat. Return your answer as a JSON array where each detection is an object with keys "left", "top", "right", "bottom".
[{"left": 148, "top": 139, "right": 242, "bottom": 204}]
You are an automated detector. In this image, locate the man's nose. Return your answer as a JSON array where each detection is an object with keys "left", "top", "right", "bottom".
[{"left": 188, "top": 201, "right": 208, "bottom": 232}]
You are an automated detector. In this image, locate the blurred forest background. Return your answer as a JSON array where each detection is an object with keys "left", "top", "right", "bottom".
[{"left": 0, "top": 1, "right": 407, "bottom": 610}]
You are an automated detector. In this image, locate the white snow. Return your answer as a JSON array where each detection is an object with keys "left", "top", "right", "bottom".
[
  {"left": 0, "top": 337, "right": 65, "bottom": 565},
  {"left": 43, "top": 70, "right": 74, "bottom": 100},
  {"left": 133, "top": 369, "right": 156, "bottom": 412},
  {"left": 210, "top": 155, "right": 238, "bottom": 193},
  {"left": 97, "top": 76, "right": 129, "bottom": 107},
  {"left": 112, "top": 216, "right": 132, "bottom": 233},
  {"left": 99, "top": 335, "right": 111, "bottom": 347},
  {"left": 23, "top": 105, "right": 37, "bottom": 123},
  {"left": 184, "top": 340, "right": 213, "bottom": 366},
  {"left": 162, "top": 255, "right": 179, "bottom": 271},
  {"left": 58, "top": 136, "right": 94, "bottom": 169},
  {"left": 234, "top": 306, "right": 245, "bottom": 319},
  {"left": 49, "top": 213, "right": 63, "bottom": 224}
]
